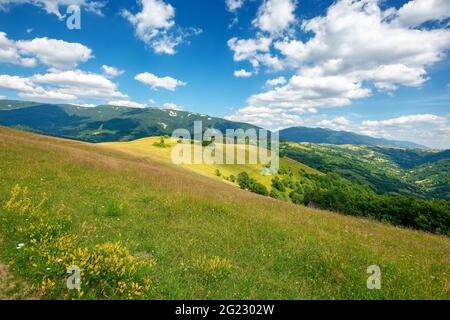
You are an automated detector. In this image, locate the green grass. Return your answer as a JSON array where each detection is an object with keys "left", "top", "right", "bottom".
[{"left": 0, "top": 127, "right": 449, "bottom": 300}]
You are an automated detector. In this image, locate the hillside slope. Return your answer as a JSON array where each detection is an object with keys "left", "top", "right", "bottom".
[
  {"left": 280, "top": 126, "right": 425, "bottom": 149},
  {"left": 0, "top": 127, "right": 449, "bottom": 299},
  {"left": 101, "top": 137, "right": 322, "bottom": 190}
]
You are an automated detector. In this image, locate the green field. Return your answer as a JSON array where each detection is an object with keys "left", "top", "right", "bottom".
[{"left": 0, "top": 127, "right": 449, "bottom": 300}]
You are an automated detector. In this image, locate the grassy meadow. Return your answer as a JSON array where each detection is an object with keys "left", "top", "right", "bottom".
[
  {"left": 0, "top": 127, "right": 449, "bottom": 300},
  {"left": 102, "top": 136, "right": 322, "bottom": 189}
]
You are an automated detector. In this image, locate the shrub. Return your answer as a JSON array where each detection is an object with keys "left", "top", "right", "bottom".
[
  {"left": 237, "top": 172, "right": 251, "bottom": 190},
  {"left": 289, "top": 191, "right": 305, "bottom": 205},
  {"left": 250, "top": 182, "right": 269, "bottom": 196},
  {"left": 272, "top": 177, "right": 286, "bottom": 192},
  {"left": 237, "top": 172, "right": 268, "bottom": 196},
  {"left": 153, "top": 137, "right": 168, "bottom": 148},
  {"left": 270, "top": 188, "right": 284, "bottom": 200}
]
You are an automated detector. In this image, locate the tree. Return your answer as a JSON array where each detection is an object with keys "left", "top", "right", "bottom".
[{"left": 272, "top": 177, "right": 286, "bottom": 192}]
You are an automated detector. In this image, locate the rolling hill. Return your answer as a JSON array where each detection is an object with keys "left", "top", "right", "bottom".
[
  {"left": 279, "top": 126, "right": 426, "bottom": 149},
  {"left": 282, "top": 142, "right": 449, "bottom": 200},
  {"left": 0, "top": 126, "right": 449, "bottom": 300}
]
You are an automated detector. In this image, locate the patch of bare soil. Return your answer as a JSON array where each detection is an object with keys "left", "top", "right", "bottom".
[{"left": 0, "top": 262, "right": 16, "bottom": 300}]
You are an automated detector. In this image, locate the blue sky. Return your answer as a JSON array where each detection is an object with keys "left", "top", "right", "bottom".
[{"left": 0, "top": 0, "right": 449, "bottom": 148}]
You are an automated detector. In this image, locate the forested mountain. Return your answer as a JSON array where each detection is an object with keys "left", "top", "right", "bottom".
[{"left": 0, "top": 100, "right": 259, "bottom": 143}]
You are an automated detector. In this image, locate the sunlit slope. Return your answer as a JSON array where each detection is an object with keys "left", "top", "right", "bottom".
[
  {"left": 102, "top": 137, "right": 322, "bottom": 189},
  {"left": 0, "top": 127, "right": 449, "bottom": 300}
]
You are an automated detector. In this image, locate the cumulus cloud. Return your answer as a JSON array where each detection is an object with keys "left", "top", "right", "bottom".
[
  {"left": 0, "top": 33, "right": 93, "bottom": 70},
  {"left": 226, "top": 0, "right": 245, "bottom": 12},
  {"left": 0, "top": 74, "right": 77, "bottom": 101},
  {"left": 227, "top": 36, "right": 281, "bottom": 70},
  {"left": 226, "top": 105, "right": 304, "bottom": 129},
  {"left": 227, "top": 0, "right": 450, "bottom": 130},
  {"left": 0, "top": 32, "right": 36, "bottom": 67},
  {"left": 32, "top": 70, "right": 126, "bottom": 99},
  {"left": 359, "top": 114, "right": 450, "bottom": 149},
  {"left": 123, "top": 0, "right": 201, "bottom": 55},
  {"left": 162, "top": 102, "right": 184, "bottom": 110},
  {"left": 16, "top": 37, "right": 93, "bottom": 70},
  {"left": 234, "top": 69, "right": 252, "bottom": 78},
  {"left": 228, "top": 36, "right": 272, "bottom": 63},
  {"left": 108, "top": 100, "right": 146, "bottom": 108},
  {"left": 361, "top": 114, "right": 447, "bottom": 127},
  {"left": 394, "top": 0, "right": 450, "bottom": 28},
  {"left": 265, "top": 76, "right": 286, "bottom": 87},
  {"left": 253, "top": 0, "right": 296, "bottom": 34},
  {"left": 0, "top": 70, "right": 127, "bottom": 102},
  {"left": 135, "top": 72, "right": 186, "bottom": 91},
  {"left": 102, "top": 65, "right": 124, "bottom": 78},
  {"left": 316, "top": 117, "right": 351, "bottom": 131},
  {"left": 0, "top": 0, "right": 105, "bottom": 19}
]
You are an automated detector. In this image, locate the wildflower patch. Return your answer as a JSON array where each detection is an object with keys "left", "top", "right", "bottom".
[{"left": 1, "top": 185, "right": 156, "bottom": 299}]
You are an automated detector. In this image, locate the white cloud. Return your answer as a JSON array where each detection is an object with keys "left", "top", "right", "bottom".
[
  {"left": 253, "top": 0, "right": 297, "bottom": 34},
  {"left": 123, "top": 0, "right": 201, "bottom": 55},
  {"left": 234, "top": 69, "right": 252, "bottom": 78},
  {"left": 77, "top": 103, "right": 97, "bottom": 108},
  {"left": 102, "top": 65, "right": 124, "bottom": 78},
  {"left": 265, "top": 76, "right": 286, "bottom": 87},
  {"left": 108, "top": 100, "right": 146, "bottom": 109},
  {"left": 0, "top": 32, "right": 36, "bottom": 67},
  {"left": 162, "top": 102, "right": 184, "bottom": 111},
  {"left": 226, "top": 0, "right": 245, "bottom": 12},
  {"left": 394, "top": 0, "right": 450, "bottom": 28},
  {"left": 359, "top": 114, "right": 450, "bottom": 149},
  {"left": 0, "top": 95, "right": 6, "bottom": 99},
  {"left": 0, "top": 0, "right": 105, "bottom": 19},
  {"left": 226, "top": 105, "right": 304, "bottom": 128},
  {"left": 16, "top": 37, "right": 92, "bottom": 70},
  {"left": 0, "top": 74, "right": 77, "bottom": 101},
  {"left": 122, "top": 0, "right": 174, "bottom": 40},
  {"left": 228, "top": 0, "right": 450, "bottom": 129},
  {"left": 249, "top": 72, "right": 371, "bottom": 111},
  {"left": 0, "top": 70, "right": 127, "bottom": 102},
  {"left": 316, "top": 117, "right": 351, "bottom": 131},
  {"left": 0, "top": 33, "right": 92, "bottom": 70},
  {"left": 361, "top": 114, "right": 447, "bottom": 127},
  {"left": 135, "top": 72, "right": 186, "bottom": 91},
  {"left": 227, "top": 36, "right": 272, "bottom": 68},
  {"left": 0, "top": 74, "right": 40, "bottom": 93},
  {"left": 32, "top": 70, "right": 126, "bottom": 100}
]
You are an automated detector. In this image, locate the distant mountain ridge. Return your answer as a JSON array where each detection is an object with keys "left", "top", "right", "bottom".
[
  {"left": 0, "top": 100, "right": 259, "bottom": 143},
  {"left": 0, "top": 100, "right": 427, "bottom": 149},
  {"left": 279, "top": 126, "right": 426, "bottom": 149}
]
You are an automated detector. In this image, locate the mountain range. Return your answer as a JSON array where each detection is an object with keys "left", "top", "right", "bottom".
[
  {"left": 0, "top": 100, "right": 427, "bottom": 149},
  {"left": 279, "top": 126, "right": 426, "bottom": 149},
  {"left": 0, "top": 100, "right": 257, "bottom": 143}
]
